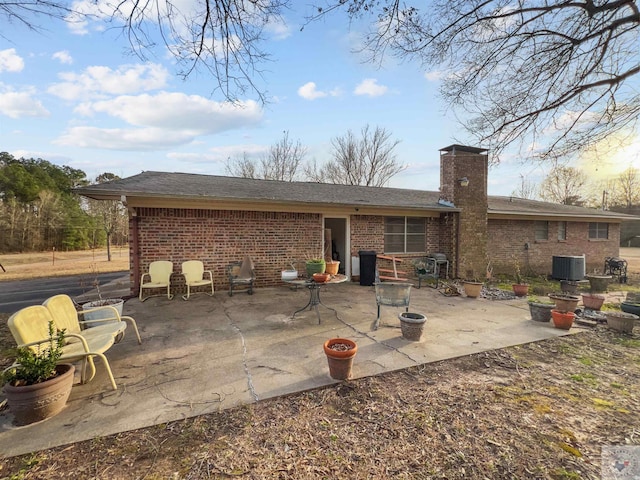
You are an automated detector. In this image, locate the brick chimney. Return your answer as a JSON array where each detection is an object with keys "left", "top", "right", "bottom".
[{"left": 440, "top": 145, "right": 489, "bottom": 279}]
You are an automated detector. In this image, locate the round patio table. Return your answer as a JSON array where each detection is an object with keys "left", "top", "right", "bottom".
[{"left": 285, "top": 274, "right": 348, "bottom": 324}]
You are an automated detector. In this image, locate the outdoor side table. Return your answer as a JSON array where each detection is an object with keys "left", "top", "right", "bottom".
[{"left": 285, "top": 274, "right": 348, "bottom": 324}]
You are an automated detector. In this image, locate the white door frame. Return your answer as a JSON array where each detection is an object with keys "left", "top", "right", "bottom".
[{"left": 323, "top": 215, "right": 351, "bottom": 277}]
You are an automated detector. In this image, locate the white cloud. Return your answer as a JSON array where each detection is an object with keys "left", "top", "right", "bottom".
[
  {"left": 48, "top": 63, "right": 169, "bottom": 100},
  {"left": 298, "top": 82, "right": 327, "bottom": 100},
  {"left": 52, "top": 50, "right": 73, "bottom": 65},
  {"left": 56, "top": 93, "right": 263, "bottom": 150},
  {"left": 0, "top": 49, "right": 25, "bottom": 73},
  {"left": 424, "top": 70, "right": 446, "bottom": 82},
  {"left": 297, "top": 82, "right": 342, "bottom": 100},
  {"left": 354, "top": 78, "right": 388, "bottom": 97},
  {"left": 0, "top": 84, "right": 50, "bottom": 119},
  {"left": 265, "top": 17, "right": 291, "bottom": 40},
  {"left": 168, "top": 144, "right": 268, "bottom": 163}
]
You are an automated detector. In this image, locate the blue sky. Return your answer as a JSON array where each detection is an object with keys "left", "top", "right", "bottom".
[{"left": 1, "top": 5, "right": 638, "bottom": 197}]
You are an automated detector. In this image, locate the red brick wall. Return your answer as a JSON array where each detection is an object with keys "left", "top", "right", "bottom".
[
  {"left": 440, "top": 151, "right": 489, "bottom": 278},
  {"left": 487, "top": 219, "right": 620, "bottom": 276},
  {"left": 130, "top": 208, "right": 323, "bottom": 293}
]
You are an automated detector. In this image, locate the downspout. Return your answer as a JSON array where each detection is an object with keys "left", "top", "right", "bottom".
[
  {"left": 131, "top": 211, "right": 140, "bottom": 296},
  {"left": 454, "top": 212, "right": 461, "bottom": 278}
]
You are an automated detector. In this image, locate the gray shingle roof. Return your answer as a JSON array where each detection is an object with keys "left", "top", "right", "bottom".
[{"left": 75, "top": 170, "right": 636, "bottom": 220}]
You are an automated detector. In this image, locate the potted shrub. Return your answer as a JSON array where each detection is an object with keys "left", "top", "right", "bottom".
[
  {"left": 305, "top": 258, "right": 326, "bottom": 277},
  {"left": 325, "top": 260, "right": 340, "bottom": 275},
  {"left": 81, "top": 266, "right": 124, "bottom": 327},
  {"left": 511, "top": 258, "right": 529, "bottom": 297},
  {"left": 323, "top": 338, "right": 357, "bottom": 380},
  {"left": 2, "top": 321, "right": 75, "bottom": 425},
  {"left": 459, "top": 257, "right": 483, "bottom": 298}
]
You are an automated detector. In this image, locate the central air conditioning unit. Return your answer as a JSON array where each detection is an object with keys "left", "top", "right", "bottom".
[{"left": 551, "top": 255, "right": 585, "bottom": 281}]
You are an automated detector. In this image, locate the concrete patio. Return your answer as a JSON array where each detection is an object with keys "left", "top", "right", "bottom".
[{"left": 0, "top": 278, "right": 578, "bottom": 458}]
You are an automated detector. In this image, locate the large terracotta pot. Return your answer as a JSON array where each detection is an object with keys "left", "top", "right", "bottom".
[
  {"left": 581, "top": 293, "right": 605, "bottom": 311},
  {"left": 399, "top": 312, "right": 426, "bottom": 341},
  {"left": 462, "top": 281, "right": 483, "bottom": 298},
  {"left": 548, "top": 294, "right": 579, "bottom": 313},
  {"left": 3, "top": 364, "right": 75, "bottom": 426},
  {"left": 551, "top": 309, "right": 575, "bottom": 330},
  {"left": 323, "top": 338, "right": 357, "bottom": 380}
]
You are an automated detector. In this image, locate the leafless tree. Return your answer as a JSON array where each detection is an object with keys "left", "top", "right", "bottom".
[
  {"left": 86, "top": 173, "right": 127, "bottom": 261},
  {"left": 225, "top": 152, "right": 258, "bottom": 179},
  {"left": 611, "top": 167, "right": 640, "bottom": 207},
  {"left": 313, "top": 1, "right": 640, "bottom": 162},
  {"left": 305, "top": 125, "right": 403, "bottom": 187},
  {"left": 539, "top": 166, "right": 588, "bottom": 205},
  {"left": 511, "top": 174, "right": 538, "bottom": 200},
  {"left": 225, "top": 131, "right": 306, "bottom": 181}
]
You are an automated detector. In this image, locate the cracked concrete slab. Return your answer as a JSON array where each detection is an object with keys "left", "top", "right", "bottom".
[{"left": 0, "top": 278, "right": 579, "bottom": 458}]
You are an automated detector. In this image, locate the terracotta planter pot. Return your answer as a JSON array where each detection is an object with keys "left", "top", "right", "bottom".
[
  {"left": 512, "top": 284, "right": 530, "bottom": 297},
  {"left": 528, "top": 302, "right": 554, "bottom": 322},
  {"left": 551, "top": 309, "right": 575, "bottom": 330},
  {"left": 462, "top": 281, "right": 483, "bottom": 298},
  {"left": 398, "top": 312, "right": 426, "bottom": 341},
  {"left": 581, "top": 293, "right": 605, "bottom": 311},
  {"left": 325, "top": 261, "right": 340, "bottom": 275},
  {"left": 323, "top": 338, "right": 357, "bottom": 380},
  {"left": 548, "top": 294, "right": 579, "bottom": 313},
  {"left": 605, "top": 311, "right": 638, "bottom": 334},
  {"left": 3, "top": 364, "right": 75, "bottom": 426}
]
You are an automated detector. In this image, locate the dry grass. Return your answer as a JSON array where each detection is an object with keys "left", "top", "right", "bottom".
[
  {"left": 0, "top": 250, "right": 639, "bottom": 478},
  {"left": 0, "top": 248, "right": 129, "bottom": 281}
]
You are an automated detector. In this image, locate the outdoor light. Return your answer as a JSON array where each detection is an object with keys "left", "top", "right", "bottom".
[{"left": 457, "top": 177, "right": 470, "bottom": 187}]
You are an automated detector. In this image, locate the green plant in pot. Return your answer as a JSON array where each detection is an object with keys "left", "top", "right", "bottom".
[
  {"left": 2, "top": 321, "right": 75, "bottom": 425},
  {"left": 81, "top": 263, "right": 124, "bottom": 327},
  {"left": 305, "top": 258, "right": 326, "bottom": 277},
  {"left": 511, "top": 256, "right": 530, "bottom": 297}
]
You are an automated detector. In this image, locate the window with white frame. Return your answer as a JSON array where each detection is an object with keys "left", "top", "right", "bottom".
[
  {"left": 589, "top": 222, "right": 608, "bottom": 239},
  {"left": 534, "top": 221, "right": 549, "bottom": 241},
  {"left": 384, "top": 217, "right": 426, "bottom": 253},
  {"left": 558, "top": 221, "right": 567, "bottom": 241}
]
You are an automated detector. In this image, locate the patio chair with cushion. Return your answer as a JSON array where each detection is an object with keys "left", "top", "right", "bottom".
[
  {"left": 43, "top": 293, "right": 142, "bottom": 345},
  {"left": 139, "top": 260, "right": 174, "bottom": 302},
  {"left": 228, "top": 255, "right": 255, "bottom": 296},
  {"left": 181, "top": 260, "right": 214, "bottom": 300},
  {"left": 8, "top": 305, "right": 118, "bottom": 390}
]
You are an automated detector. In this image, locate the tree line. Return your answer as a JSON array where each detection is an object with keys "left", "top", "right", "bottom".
[
  {"left": 513, "top": 164, "right": 640, "bottom": 209},
  {"left": 0, "top": 152, "right": 127, "bottom": 255}
]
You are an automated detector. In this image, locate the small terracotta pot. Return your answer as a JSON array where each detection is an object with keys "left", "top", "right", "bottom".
[
  {"left": 325, "top": 261, "right": 340, "bottom": 275},
  {"left": 323, "top": 338, "right": 357, "bottom": 380},
  {"left": 581, "top": 293, "right": 605, "bottom": 311},
  {"left": 512, "top": 284, "right": 529, "bottom": 297},
  {"left": 462, "top": 281, "right": 483, "bottom": 298},
  {"left": 313, "top": 273, "right": 331, "bottom": 283},
  {"left": 551, "top": 309, "right": 575, "bottom": 330}
]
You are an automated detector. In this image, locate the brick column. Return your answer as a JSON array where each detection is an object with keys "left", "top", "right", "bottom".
[{"left": 440, "top": 145, "right": 488, "bottom": 279}]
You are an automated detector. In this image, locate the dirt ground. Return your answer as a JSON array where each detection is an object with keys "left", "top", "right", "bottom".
[{"left": 0, "top": 250, "right": 639, "bottom": 479}]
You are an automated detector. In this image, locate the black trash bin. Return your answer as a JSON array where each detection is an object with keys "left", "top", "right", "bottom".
[{"left": 359, "top": 250, "right": 377, "bottom": 286}]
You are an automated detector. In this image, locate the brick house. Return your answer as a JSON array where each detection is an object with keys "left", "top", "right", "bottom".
[{"left": 76, "top": 145, "right": 633, "bottom": 295}]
